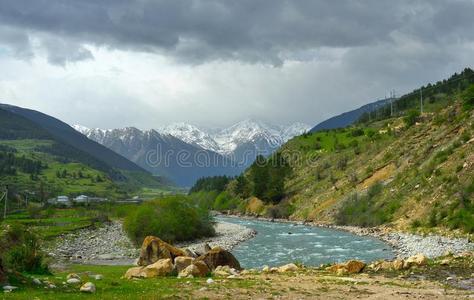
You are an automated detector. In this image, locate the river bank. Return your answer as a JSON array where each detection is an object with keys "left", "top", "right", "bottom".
[
  {"left": 46, "top": 220, "right": 256, "bottom": 266},
  {"left": 218, "top": 213, "right": 474, "bottom": 259}
]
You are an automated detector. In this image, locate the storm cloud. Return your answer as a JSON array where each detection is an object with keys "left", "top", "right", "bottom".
[
  {"left": 0, "top": 0, "right": 473, "bottom": 128},
  {"left": 1, "top": 0, "right": 473, "bottom": 65}
]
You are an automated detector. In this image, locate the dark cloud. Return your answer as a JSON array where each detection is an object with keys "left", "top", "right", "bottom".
[{"left": 1, "top": 0, "right": 473, "bottom": 65}]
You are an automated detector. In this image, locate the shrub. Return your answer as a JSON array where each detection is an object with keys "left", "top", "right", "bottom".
[
  {"left": 213, "top": 192, "right": 240, "bottom": 211},
  {"left": 265, "top": 203, "right": 295, "bottom": 219},
  {"left": 404, "top": 109, "right": 420, "bottom": 127},
  {"left": 335, "top": 182, "right": 393, "bottom": 227},
  {"left": 337, "top": 156, "right": 348, "bottom": 170},
  {"left": 411, "top": 219, "right": 422, "bottom": 229},
  {"left": 350, "top": 128, "right": 364, "bottom": 137},
  {"left": 123, "top": 195, "right": 215, "bottom": 245},
  {"left": 0, "top": 223, "right": 49, "bottom": 274},
  {"left": 461, "top": 84, "right": 474, "bottom": 110}
]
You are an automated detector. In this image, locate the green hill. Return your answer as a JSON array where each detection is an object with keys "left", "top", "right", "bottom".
[
  {"left": 0, "top": 106, "right": 174, "bottom": 203},
  {"left": 191, "top": 68, "right": 474, "bottom": 236}
]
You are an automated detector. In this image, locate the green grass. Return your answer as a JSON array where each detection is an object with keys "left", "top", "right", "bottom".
[
  {"left": 7, "top": 265, "right": 197, "bottom": 299},
  {"left": 6, "top": 264, "right": 258, "bottom": 299},
  {"left": 3, "top": 208, "right": 108, "bottom": 240},
  {"left": 0, "top": 140, "right": 127, "bottom": 200}
]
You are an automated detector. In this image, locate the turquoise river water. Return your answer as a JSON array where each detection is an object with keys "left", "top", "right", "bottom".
[{"left": 217, "top": 216, "right": 394, "bottom": 269}]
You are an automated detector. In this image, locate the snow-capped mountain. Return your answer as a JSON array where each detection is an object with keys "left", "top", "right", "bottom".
[
  {"left": 159, "top": 119, "right": 310, "bottom": 155},
  {"left": 157, "top": 123, "right": 221, "bottom": 153},
  {"left": 73, "top": 120, "right": 310, "bottom": 186}
]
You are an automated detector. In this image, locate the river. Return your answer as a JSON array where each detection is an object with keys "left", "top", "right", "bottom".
[{"left": 217, "top": 216, "right": 394, "bottom": 269}]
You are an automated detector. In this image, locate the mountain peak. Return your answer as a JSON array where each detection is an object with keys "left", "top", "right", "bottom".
[{"left": 73, "top": 120, "right": 311, "bottom": 156}]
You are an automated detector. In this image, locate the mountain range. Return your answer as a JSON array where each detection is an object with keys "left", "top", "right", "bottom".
[{"left": 73, "top": 120, "right": 311, "bottom": 186}]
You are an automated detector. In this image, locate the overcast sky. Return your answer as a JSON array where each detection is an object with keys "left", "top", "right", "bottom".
[{"left": 0, "top": 0, "right": 473, "bottom": 129}]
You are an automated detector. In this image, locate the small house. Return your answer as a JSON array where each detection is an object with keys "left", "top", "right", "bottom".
[
  {"left": 74, "top": 195, "right": 89, "bottom": 204},
  {"left": 56, "top": 195, "right": 72, "bottom": 207}
]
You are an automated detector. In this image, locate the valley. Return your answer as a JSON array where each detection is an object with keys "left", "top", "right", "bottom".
[{"left": 1, "top": 69, "right": 473, "bottom": 299}]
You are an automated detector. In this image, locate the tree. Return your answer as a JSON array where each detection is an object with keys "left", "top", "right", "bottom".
[
  {"left": 235, "top": 175, "right": 250, "bottom": 198},
  {"left": 462, "top": 84, "right": 474, "bottom": 110},
  {"left": 250, "top": 155, "right": 268, "bottom": 200}
]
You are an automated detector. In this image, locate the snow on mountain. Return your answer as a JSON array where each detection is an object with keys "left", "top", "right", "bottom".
[
  {"left": 280, "top": 122, "right": 311, "bottom": 142},
  {"left": 158, "top": 122, "right": 221, "bottom": 153},
  {"left": 73, "top": 120, "right": 311, "bottom": 156},
  {"left": 72, "top": 124, "right": 91, "bottom": 135},
  {"left": 212, "top": 119, "right": 281, "bottom": 155}
]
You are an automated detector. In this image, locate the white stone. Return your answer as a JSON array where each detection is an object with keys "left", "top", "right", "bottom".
[
  {"left": 66, "top": 278, "right": 81, "bottom": 284},
  {"left": 206, "top": 278, "right": 215, "bottom": 284},
  {"left": 2, "top": 286, "right": 17, "bottom": 292},
  {"left": 80, "top": 282, "right": 96, "bottom": 293}
]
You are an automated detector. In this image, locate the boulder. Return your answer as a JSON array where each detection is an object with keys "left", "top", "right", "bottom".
[
  {"left": 174, "top": 256, "right": 195, "bottom": 273},
  {"left": 124, "top": 259, "right": 174, "bottom": 279},
  {"left": 404, "top": 253, "right": 428, "bottom": 268},
  {"left": 124, "top": 266, "right": 145, "bottom": 279},
  {"left": 80, "top": 282, "right": 96, "bottom": 293},
  {"left": 137, "top": 236, "right": 187, "bottom": 266},
  {"left": 193, "top": 261, "right": 211, "bottom": 276},
  {"left": 213, "top": 265, "right": 231, "bottom": 277},
  {"left": 345, "top": 260, "right": 366, "bottom": 273},
  {"left": 193, "top": 243, "right": 212, "bottom": 256},
  {"left": 184, "top": 249, "right": 198, "bottom": 258},
  {"left": 392, "top": 259, "right": 404, "bottom": 270},
  {"left": 326, "top": 260, "right": 365, "bottom": 274},
  {"left": 277, "top": 263, "right": 298, "bottom": 273},
  {"left": 196, "top": 247, "right": 241, "bottom": 270},
  {"left": 142, "top": 258, "right": 174, "bottom": 277},
  {"left": 178, "top": 262, "right": 210, "bottom": 278}
]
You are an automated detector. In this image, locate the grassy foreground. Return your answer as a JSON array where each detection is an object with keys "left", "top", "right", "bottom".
[{"left": 4, "top": 253, "right": 474, "bottom": 299}]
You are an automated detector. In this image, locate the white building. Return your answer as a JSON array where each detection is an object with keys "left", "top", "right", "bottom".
[
  {"left": 56, "top": 195, "right": 72, "bottom": 207},
  {"left": 74, "top": 195, "right": 89, "bottom": 204}
]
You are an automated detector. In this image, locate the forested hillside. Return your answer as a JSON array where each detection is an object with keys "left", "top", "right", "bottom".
[
  {"left": 0, "top": 106, "right": 172, "bottom": 202},
  {"left": 191, "top": 69, "right": 474, "bottom": 235}
]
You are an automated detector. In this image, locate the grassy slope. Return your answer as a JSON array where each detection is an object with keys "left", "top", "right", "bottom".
[
  {"left": 277, "top": 99, "right": 474, "bottom": 234},
  {"left": 0, "top": 139, "right": 126, "bottom": 199}
]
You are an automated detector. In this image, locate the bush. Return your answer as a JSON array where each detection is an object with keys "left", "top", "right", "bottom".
[
  {"left": 0, "top": 223, "right": 49, "bottom": 274},
  {"left": 461, "top": 84, "right": 474, "bottom": 110},
  {"left": 350, "top": 128, "right": 365, "bottom": 137},
  {"left": 123, "top": 195, "right": 215, "bottom": 245},
  {"left": 404, "top": 109, "right": 421, "bottom": 127},
  {"left": 335, "top": 182, "right": 395, "bottom": 227},
  {"left": 213, "top": 192, "right": 240, "bottom": 211},
  {"left": 265, "top": 203, "right": 295, "bottom": 219}
]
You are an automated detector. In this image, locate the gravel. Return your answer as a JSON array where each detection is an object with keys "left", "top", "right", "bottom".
[
  {"left": 382, "top": 232, "right": 474, "bottom": 258},
  {"left": 306, "top": 224, "right": 474, "bottom": 259},
  {"left": 46, "top": 221, "right": 256, "bottom": 266}
]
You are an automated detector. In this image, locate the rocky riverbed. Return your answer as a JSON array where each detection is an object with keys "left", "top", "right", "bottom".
[
  {"left": 331, "top": 225, "right": 474, "bottom": 259},
  {"left": 46, "top": 221, "right": 256, "bottom": 266}
]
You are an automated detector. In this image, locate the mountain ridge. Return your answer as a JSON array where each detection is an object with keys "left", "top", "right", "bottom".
[{"left": 73, "top": 120, "right": 310, "bottom": 187}]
